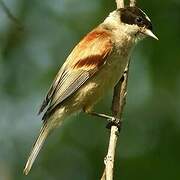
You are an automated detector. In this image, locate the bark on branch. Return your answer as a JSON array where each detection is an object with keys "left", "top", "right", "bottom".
[{"left": 100, "top": 62, "right": 130, "bottom": 180}]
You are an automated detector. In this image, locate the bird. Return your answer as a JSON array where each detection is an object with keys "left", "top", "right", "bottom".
[{"left": 23, "top": 6, "right": 158, "bottom": 175}]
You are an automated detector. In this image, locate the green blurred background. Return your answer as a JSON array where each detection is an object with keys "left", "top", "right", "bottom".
[{"left": 0, "top": 0, "right": 180, "bottom": 179}]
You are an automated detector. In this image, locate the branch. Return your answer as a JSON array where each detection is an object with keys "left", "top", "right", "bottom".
[
  {"left": 100, "top": 62, "right": 130, "bottom": 180},
  {"left": 0, "top": 0, "right": 23, "bottom": 30},
  {"left": 115, "top": 0, "right": 124, "bottom": 9},
  {"left": 130, "top": 0, "right": 137, "bottom": 7},
  {"left": 100, "top": 0, "right": 136, "bottom": 179}
]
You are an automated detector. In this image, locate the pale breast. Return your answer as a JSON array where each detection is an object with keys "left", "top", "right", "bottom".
[
  {"left": 64, "top": 34, "right": 134, "bottom": 113},
  {"left": 70, "top": 51, "right": 129, "bottom": 112}
]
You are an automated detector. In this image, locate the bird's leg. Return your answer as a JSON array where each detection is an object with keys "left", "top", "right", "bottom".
[{"left": 86, "top": 111, "right": 122, "bottom": 131}]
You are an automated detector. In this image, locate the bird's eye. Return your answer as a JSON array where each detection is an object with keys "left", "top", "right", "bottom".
[{"left": 135, "top": 17, "right": 143, "bottom": 24}]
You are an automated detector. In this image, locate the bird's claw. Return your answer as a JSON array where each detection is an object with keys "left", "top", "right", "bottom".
[{"left": 106, "top": 117, "right": 122, "bottom": 132}]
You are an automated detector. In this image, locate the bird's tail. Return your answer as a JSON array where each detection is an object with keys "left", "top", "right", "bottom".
[
  {"left": 23, "top": 107, "right": 66, "bottom": 175},
  {"left": 23, "top": 122, "right": 50, "bottom": 175}
]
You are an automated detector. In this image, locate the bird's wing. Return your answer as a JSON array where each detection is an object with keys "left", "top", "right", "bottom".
[{"left": 39, "top": 27, "right": 113, "bottom": 117}]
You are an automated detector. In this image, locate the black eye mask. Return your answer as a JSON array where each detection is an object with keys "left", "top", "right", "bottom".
[{"left": 118, "top": 6, "right": 152, "bottom": 31}]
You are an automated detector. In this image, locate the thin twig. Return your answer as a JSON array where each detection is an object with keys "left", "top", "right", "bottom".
[
  {"left": 99, "top": 0, "right": 130, "bottom": 179},
  {"left": 100, "top": 0, "right": 137, "bottom": 179},
  {"left": 129, "top": 0, "right": 137, "bottom": 7},
  {"left": 105, "top": 126, "right": 119, "bottom": 180},
  {"left": 115, "top": 0, "right": 124, "bottom": 9},
  {"left": 0, "top": 0, "right": 23, "bottom": 30},
  {"left": 100, "top": 170, "right": 106, "bottom": 180},
  {"left": 100, "top": 62, "right": 130, "bottom": 180}
]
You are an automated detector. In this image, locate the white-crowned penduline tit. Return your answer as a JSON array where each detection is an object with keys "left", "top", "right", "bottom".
[{"left": 23, "top": 6, "right": 158, "bottom": 175}]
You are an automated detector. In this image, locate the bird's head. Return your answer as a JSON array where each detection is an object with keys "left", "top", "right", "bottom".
[{"left": 104, "top": 6, "right": 158, "bottom": 42}]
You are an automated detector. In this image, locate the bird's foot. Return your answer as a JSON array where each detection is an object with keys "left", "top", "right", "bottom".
[{"left": 106, "top": 117, "right": 122, "bottom": 132}]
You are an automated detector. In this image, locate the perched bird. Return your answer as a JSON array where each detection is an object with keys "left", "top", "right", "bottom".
[{"left": 24, "top": 6, "right": 158, "bottom": 175}]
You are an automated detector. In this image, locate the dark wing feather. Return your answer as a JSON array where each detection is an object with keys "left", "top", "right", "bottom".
[
  {"left": 39, "top": 27, "right": 113, "bottom": 119},
  {"left": 49, "top": 70, "right": 90, "bottom": 110},
  {"left": 38, "top": 69, "right": 65, "bottom": 114}
]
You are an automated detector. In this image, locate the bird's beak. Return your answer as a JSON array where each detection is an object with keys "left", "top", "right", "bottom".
[{"left": 143, "top": 29, "right": 159, "bottom": 40}]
